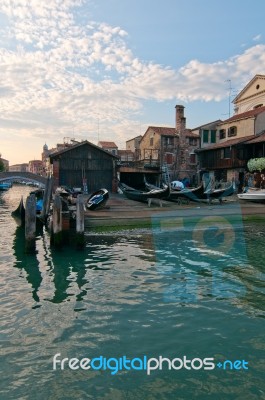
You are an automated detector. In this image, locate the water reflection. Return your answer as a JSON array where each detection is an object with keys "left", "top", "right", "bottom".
[
  {"left": 12, "top": 226, "right": 42, "bottom": 302},
  {"left": 151, "top": 204, "right": 265, "bottom": 317},
  {"left": 10, "top": 200, "right": 265, "bottom": 315}
]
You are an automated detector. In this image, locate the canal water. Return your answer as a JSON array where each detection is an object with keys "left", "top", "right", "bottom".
[{"left": 1, "top": 185, "right": 265, "bottom": 400}]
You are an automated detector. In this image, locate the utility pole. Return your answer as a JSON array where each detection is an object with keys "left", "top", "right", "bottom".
[{"left": 226, "top": 79, "right": 232, "bottom": 118}]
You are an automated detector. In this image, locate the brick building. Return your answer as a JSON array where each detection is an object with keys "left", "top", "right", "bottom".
[{"left": 138, "top": 105, "right": 200, "bottom": 182}]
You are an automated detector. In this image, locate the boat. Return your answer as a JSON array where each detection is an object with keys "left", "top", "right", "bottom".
[
  {"left": 11, "top": 196, "right": 26, "bottom": 226},
  {"left": 121, "top": 185, "right": 170, "bottom": 203},
  {"left": 237, "top": 188, "right": 265, "bottom": 202},
  {"left": 118, "top": 182, "right": 137, "bottom": 192},
  {"left": 11, "top": 191, "right": 45, "bottom": 226},
  {"left": 86, "top": 188, "right": 109, "bottom": 210},
  {"left": 202, "top": 183, "right": 234, "bottom": 202},
  {"left": 168, "top": 184, "right": 205, "bottom": 202},
  {"left": 0, "top": 182, "right": 12, "bottom": 191},
  {"left": 168, "top": 182, "right": 234, "bottom": 203}
]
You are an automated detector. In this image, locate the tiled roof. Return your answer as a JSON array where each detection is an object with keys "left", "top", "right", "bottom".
[
  {"left": 220, "top": 105, "right": 265, "bottom": 124},
  {"left": 184, "top": 130, "right": 200, "bottom": 138},
  {"left": 191, "top": 119, "right": 222, "bottom": 130},
  {"left": 148, "top": 126, "right": 178, "bottom": 136},
  {"left": 98, "top": 141, "right": 118, "bottom": 148},
  {"left": 117, "top": 150, "right": 134, "bottom": 155},
  {"left": 49, "top": 140, "right": 119, "bottom": 159},
  {"left": 197, "top": 135, "right": 254, "bottom": 152},
  {"left": 126, "top": 135, "right": 142, "bottom": 142},
  {"left": 146, "top": 126, "right": 199, "bottom": 137},
  {"left": 244, "top": 132, "right": 265, "bottom": 144}
]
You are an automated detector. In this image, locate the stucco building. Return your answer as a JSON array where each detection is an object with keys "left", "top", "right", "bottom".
[
  {"left": 98, "top": 141, "right": 118, "bottom": 156},
  {"left": 126, "top": 135, "right": 142, "bottom": 161},
  {"left": 197, "top": 75, "right": 265, "bottom": 185}
]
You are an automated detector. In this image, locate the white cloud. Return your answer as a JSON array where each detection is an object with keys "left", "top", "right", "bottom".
[
  {"left": 253, "top": 34, "right": 261, "bottom": 41},
  {"left": 0, "top": 0, "right": 265, "bottom": 163}
]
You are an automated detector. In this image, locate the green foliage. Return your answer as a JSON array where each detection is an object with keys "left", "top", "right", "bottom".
[
  {"left": 247, "top": 157, "right": 265, "bottom": 172},
  {"left": 0, "top": 159, "right": 5, "bottom": 172}
]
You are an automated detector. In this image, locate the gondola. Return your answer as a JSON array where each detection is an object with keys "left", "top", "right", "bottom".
[
  {"left": 168, "top": 184, "right": 205, "bottom": 202},
  {"left": 118, "top": 182, "right": 137, "bottom": 192},
  {"left": 175, "top": 182, "right": 234, "bottom": 203},
  {"left": 202, "top": 183, "right": 234, "bottom": 202},
  {"left": 11, "top": 196, "right": 26, "bottom": 226},
  {"left": 121, "top": 184, "right": 170, "bottom": 203},
  {"left": 86, "top": 188, "right": 109, "bottom": 210}
]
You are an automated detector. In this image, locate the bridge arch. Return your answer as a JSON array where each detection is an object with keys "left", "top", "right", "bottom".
[{"left": 0, "top": 172, "right": 47, "bottom": 187}]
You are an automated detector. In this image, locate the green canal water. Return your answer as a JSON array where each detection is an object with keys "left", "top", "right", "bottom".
[{"left": 1, "top": 186, "right": 265, "bottom": 400}]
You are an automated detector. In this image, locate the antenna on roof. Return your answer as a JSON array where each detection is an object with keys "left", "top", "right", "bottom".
[{"left": 225, "top": 79, "right": 233, "bottom": 118}]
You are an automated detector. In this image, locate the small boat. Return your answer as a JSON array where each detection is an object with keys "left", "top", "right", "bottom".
[
  {"left": 86, "top": 188, "right": 109, "bottom": 210},
  {"left": 121, "top": 185, "right": 170, "bottom": 203},
  {"left": 0, "top": 182, "right": 12, "bottom": 191},
  {"left": 11, "top": 196, "right": 26, "bottom": 226},
  {"left": 237, "top": 188, "right": 265, "bottom": 201}
]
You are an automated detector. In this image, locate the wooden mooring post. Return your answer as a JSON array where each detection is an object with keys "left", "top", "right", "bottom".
[
  {"left": 51, "top": 194, "right": 63, "bottom": 248},
  {"left": 75, "top": 194, "right": 85, "bottom": 249},
  {"left": 25, "top": 194, "right": 36, "bottom": 253},
  {"left": 40, "top": 176, "right": 53, "bottom": 223}
]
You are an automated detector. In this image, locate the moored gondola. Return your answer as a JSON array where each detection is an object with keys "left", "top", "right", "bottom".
[
  {"left": 11, "top": 196, "right": 26, "bottom": 226},
  {"left": 120, "top": 184, "right": 170, "bottom": 203}
]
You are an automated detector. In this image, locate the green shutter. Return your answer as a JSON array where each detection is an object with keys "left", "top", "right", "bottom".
[
  {"left": 210, "top": 130, "right": 216, "bottom": 143},
  {"left": 203, "top": 130, "right": 209, "bottom": 143}
]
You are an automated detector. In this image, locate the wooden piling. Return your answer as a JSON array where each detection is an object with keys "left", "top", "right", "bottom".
[
  {"left": 52, "top": 194, "right": 63, "bottom": 248},
  {"left": 40, "top": 176, "right": 53, "bottom": 223},
  {"left": 25, "top": 194, "right": 36, "bottom": 253},
  {"left": 76, "top": 194, "right": 85, "bottom": 249}
]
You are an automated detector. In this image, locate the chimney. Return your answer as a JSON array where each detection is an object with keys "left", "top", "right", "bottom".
[{"left": 175, "top": 105, "right": 186, "bottom": 133}]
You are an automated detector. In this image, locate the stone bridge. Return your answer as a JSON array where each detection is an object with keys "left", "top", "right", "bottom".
[{"left": 0, "top": 171, "right": 47, "bottom": 186}]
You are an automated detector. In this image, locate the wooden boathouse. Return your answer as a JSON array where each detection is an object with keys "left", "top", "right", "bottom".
[{"left": 49, "top": 140, "right": 119, "bottom": 192}]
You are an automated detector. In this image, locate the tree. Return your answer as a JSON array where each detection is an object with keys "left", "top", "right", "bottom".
[
  {"left": 247, "top": 157, "right": 265, "bottom": 172},
  {"left": 0, "top": 159, "right": 5, "bottom": 172}
]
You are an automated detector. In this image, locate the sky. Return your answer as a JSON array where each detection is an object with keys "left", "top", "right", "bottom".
[{"left": 1, "top": 0, "right": 265, "bottom": 165}]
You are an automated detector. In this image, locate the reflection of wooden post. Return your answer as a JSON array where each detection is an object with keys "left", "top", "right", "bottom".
[
  {"left": 76, "top": 194, "right": 85, "bottom": 249},
  {"left": 25, "top": 194, "right": 36, "bottom": 253},
  {"left": 52, "top": 194, "right": 62, "bottom": 248},
  {"left": 40, "top": 176, "right": 53, "bottom": 222}
]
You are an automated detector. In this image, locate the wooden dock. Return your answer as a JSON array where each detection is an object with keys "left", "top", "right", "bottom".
[{"left": 84, "top": 193, "right": 265, "bottom": 230}]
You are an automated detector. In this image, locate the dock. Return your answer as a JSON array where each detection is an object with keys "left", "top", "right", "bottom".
[{"left": 84, "top": 194, "right": 265, "bottom": 231}]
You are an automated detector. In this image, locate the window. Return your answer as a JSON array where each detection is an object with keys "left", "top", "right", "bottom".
[
  {"left": 165, "top": 153, "right": 173, "bottom": 164},
  {"left": 220, "top": 147, "right": 231, "bottom": 159},
  {"left": 150, "top": 137, "right": 154, "bottom": 146},
  {"left": 203, "top": 130, "right": 209, "bottom": 143},
  {"left": 228, "top": 126, "right": 237, "bottom": 137},
  {"left": 164, "top": 137, "right": 173, "bottom": 146},
  {"left": 254, "top": 103, "right": 263, "bottom": 109},
  {"left": 219, "top": 129, "right": 226, "bottom": 139},
  {"left": 210, "top": 130, "right": 216, "bottom": 143},
  {"left": 189, "top": 138, "right": 197, "bottom": 146},
  {"left": 237, "top": 148, "right": 244, "bottom": 160},
  {"left": 189, "top": 153, "right": 196, "bottom": 164}
]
